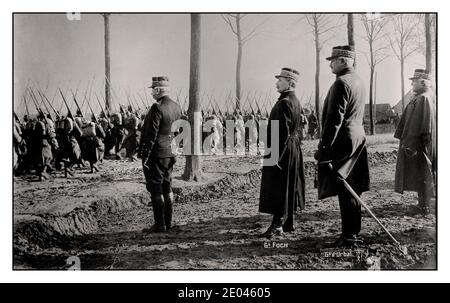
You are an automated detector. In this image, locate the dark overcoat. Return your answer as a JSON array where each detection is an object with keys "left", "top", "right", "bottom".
[
  {"left": 259, "top": 91, "right": 306, "bottom": 217},
  {"left": 317, "top": 67, "right": 370, "bottom": 199},
  {"left": 394, "top": 88, "right": 436, "bottom": 194},
  {"left": 139, "top": 95, "right": 182, "bottom": 160}
]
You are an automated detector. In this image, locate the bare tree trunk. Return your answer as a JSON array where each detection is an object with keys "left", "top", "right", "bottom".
[
  {"left": 374, "top": 71, "right": 377, "bottom": 123},
  {"left": 369, "top": 68, "right": 375, "bottom": 135},
  {"left": 314, "top": 18, "right": 321, "bottom": 137},
  {"left": 369, "top": 41, "right": 375, "bottom": 135},
  {"left": 347, "top": 14, "right": 356, "bottom": 68},
  {"left": 236, "top": 15, "right": 242, "bottom": 111},
  {"left": 315, "top": 47, "right": 321, "bottom": 137},
  {"left": 425, "top": 14, "right": 432, "bottom": 73},
  {"left": 401, "top": 58, "right": 405, "bottom": 111},
  {"left": 103, "top": 14, "right": 111, "bottom": 111},
  {"left": 183, "top": 14, "right": 202, "bottom": 182},
  {"left": 431, "top": 15, "right": 436, "bottom": 77}
]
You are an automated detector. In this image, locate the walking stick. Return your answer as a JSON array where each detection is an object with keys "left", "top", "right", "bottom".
[{"left": 321, "top": 161, "right": 408, "bottom": 255}]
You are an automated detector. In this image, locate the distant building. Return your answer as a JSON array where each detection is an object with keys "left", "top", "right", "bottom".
[
  {"left": 364, "top": 103, "right": 396, "bottom": 124},
  {"left": 392, "top": 90, "right": 414, "bottom": 115}
]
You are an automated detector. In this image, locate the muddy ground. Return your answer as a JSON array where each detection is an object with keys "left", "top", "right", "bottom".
[{"left": 13, "top": 139, "right": 436, "bottom": 270}]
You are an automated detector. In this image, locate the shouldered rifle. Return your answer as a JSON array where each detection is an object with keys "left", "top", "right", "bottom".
[
  {"left": 247, "top": 93, "right": 256, "bottom": 116},
  {"left": 87, "top": 99, "right": 98, "bottom": 123},
  {"left": 14, "top": 111, "right": 21, "bottom": 124},
  {"left": 28, "top": 89, "right": 45, "bottom": 118},
  {"left": 37, "top": 90, "right": 56, "bottom": 120},
  {"left": 81, "top": 75, "right": 95, "bottom": 110},
  {"left": 59, "top": 88, "right": 73, "bottom": 119},
  {"left": 70, "top": 89, "right": 84, "bottom": 118},
  {"left": 95, "top": 93, "right": 108, "bottom": 118},
  {"left": 254, "top": 93, "right": 263, "bottom": 115},
  {"left": 39, "top": 90, "right": 59, "bottom": 117},
  {"left": 23, "top": 95, "right": 30, "bottom": 117},
  {"left": 125, "top": 90, "right": 133, "bottom": 111},
  {"left": 136, "top": 92, "right": 147, "bottom": 110}
]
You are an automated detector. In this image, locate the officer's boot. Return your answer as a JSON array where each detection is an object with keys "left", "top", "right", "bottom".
[
  {"left": 147, "top": 194, "right": 166, "bottom": 233},
  {"left": 418, "top": 191, "right": 431, "bottom": 215},
  {"left": 282, "top": 213, "right": 294, "bottom": 232},
  {"left": 262, "top": 216, "right": 283, "bottom": 238},
  {"left": 163, "top": 192, "right": 174, "bottom": 231}
]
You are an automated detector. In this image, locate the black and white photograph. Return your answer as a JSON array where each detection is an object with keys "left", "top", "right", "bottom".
[{"left": 12, "top": 12, "right": 437, "bottom": 271}]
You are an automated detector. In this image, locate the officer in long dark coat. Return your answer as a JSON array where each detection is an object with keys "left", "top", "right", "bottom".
[
  {"left": 394, "top": 69, "right": 436, "bottom": 214},
  {"left": 259, "top": 67, "right": 306, "bottom": 238},
  {"left": 139, "top": 76, "right": 182, "bottom": 233},
  {"left": 314, "top": 45, "right": 370, "bottom": 246}
]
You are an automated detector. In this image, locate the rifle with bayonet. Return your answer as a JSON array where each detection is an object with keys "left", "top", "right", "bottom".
[
  {"left": 28, "top": 89, "right": 45, "bottom": 118},
  {"left": 59, "top": 88, "right": 73, "bottom": 119},
  {"left": 23, "top": 95, "right": 30, "bottom": 118},
  {"left": 81, "top": 75, "right": 95, "bottom": 110},
  {"left": 86, "top": 99, "right": 98, "bottom": 124},
  {"left": 70, "top": 89, "right": 84, "bottom": 118},
  {"left": 254, "top": 93, "right": 263, "bottom": 115},
  {"left": 95, "top": 93, "right": 109, "bottom": 118},
  {"left": 35, "top": 90, "right": 53, "bottom": 119},
  {"left": 136, "top": 92, "right": 147, "bottom": 110},
  {"left": 125, "top": 89, "right": 133, "bottom": 111},
  {"left": 246, "top": 91, "right": 256, "bottom": 116},
  {"left": 14, "top": 111, "right": 21, "bottom": 124},
  {"left": 38, "top": 90, "right": 58, "bottom": 119}
]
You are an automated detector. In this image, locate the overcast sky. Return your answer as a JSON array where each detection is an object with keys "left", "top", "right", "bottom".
[{"left": 13, "top": 13, "right": 432, "bottom": 115}]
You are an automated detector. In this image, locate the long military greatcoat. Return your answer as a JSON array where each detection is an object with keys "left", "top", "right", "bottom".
[
  {"left": 316, "top": 67, "right": 370, "bottom": 199},
  {"left": 394, "top": 87, "right": 436, "bottom": 194},
  {"left": 259, "top": 91, "right": 306, "bottom": 217}
]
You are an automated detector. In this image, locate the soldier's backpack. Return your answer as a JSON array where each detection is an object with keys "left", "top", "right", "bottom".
[
  {"left": 110, "top": 113, "right": 122, "bottom": 125},
  {"left": 126, "top": 115, "right": 140, "bottom": 130},
  {"left": 34, "top": 120, "right": 46, "bottom": 137},
  {"left": 64, "top": 117, "right": 74, "bottom": 133},
  {"left": 81, "top": 122, "right": 97, "bottom": 137}
]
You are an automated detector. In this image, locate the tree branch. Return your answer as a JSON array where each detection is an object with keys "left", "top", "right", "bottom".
[{"left": 221, "top": 14, "right": 238, "bottom": 36}]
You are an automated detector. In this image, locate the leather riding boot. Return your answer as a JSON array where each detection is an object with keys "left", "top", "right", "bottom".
[
  {"left": 262, "top": 216, "right": 283, "bottom": 238},
  {"left": 146, "top": 194, "right": 166, "bottom": 233},
  {"left": 163, "top": 192, "right": 174, "bottom": 230},
  {"left": 418, "top": 191, "right": 431, "bottom": 215}
]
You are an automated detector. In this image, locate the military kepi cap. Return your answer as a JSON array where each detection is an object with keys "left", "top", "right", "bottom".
[
  {"left": 409, "top": 69, "right": 431, "bottom": 80},
  {"left": 326, "top": 45, "right": 356, "bottom": 61},
  {"left": 275, "top": 67, "right": 300, "bottom": 82},
  {"left": 149, "top": 76, "right": 169, "bottom": 88}
]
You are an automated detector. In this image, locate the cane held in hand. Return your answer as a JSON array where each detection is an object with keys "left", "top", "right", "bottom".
[{"left": 319, "top": 160, "right": 409, "bottom": 255}]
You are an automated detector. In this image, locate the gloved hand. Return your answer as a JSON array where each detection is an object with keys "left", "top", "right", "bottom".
[
  {"left": 314, "top": 146, "right": 330, "bottom": 162},
  {"left": 314, "top": 149, "right": 322, "bottom": 161}
]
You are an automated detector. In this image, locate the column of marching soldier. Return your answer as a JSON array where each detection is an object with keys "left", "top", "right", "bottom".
[
  {"left": 13, "top": 44, "right": 436, "bottom": 247},
  {"left": 13, "top": 104, "right": 318, "bottom": 181}
]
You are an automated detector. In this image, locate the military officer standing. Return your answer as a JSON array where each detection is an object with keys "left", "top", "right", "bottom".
[
  {"left": 394, "top": 69, "right": 436, "bottom": 214},
  {"left": 259, "top": 67, "right": 306, "bottom": 237},
  {"left": 315, "top": 45, "right": 370, "bottom": 246},
  {"left": 139, "top": 76, "right": 182, "bottom": 233}
]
